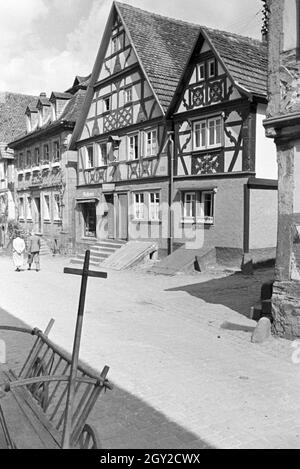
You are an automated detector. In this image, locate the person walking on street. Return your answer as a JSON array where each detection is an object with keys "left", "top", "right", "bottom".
[
  {"left": 27, "top": 232, "right": 41, "bottom": 272},
  {"left": 12, "top": 233, "right": 26, "bottom": 272}
]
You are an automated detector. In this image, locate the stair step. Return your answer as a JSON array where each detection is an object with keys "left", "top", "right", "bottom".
[
  {"left": 70, "top": 258, "right": 100, "bottom": 267},
  {"left": 92, "top": 242, "right": 124, "bottom": 249},
  {"left": 90, "top": 246, "right": 117, "bottom": 253},
  {"left": 76, "top": 253, "right": 109, "bottom": 261}
]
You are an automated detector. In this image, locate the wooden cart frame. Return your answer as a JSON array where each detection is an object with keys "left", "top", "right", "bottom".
[{"left": 0, "top": 250, "right": 112, "bottom": 449}]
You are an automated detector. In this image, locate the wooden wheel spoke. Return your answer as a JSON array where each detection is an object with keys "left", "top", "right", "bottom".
[{"left": 78, "top": 424, "right": 100, "bottom": 449}]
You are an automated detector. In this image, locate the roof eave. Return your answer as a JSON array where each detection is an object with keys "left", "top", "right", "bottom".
[
  {"left": 69, "top": 4, "right": 116, "bottom": 150},
  {"left": 200, "top": 27, "right": 257, "bottom": 100},
  {"left": 9, "top": 120, "right": 75, "bottom": 148},
  {"left": 115, "top": 1, "right": 166, "bottom": 117}
]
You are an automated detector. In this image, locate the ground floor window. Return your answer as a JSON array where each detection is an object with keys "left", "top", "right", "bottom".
[
  {"left": 133, "top": 191, "right": 161, "bottom": 221},
  {"left": 82, "top": 203, "right": 96, "bottom": 237},
  {"left": 53, "top": 194, "right": 61, "bottom": 221},
  {"left": 19, "top": 197, "right": 25, "bottom": 219},
  {"left": 134, "top": 193, "right": 145, "bottom": 220},
  {"left": 149, "top": 192, "right": 160, "bottom": 221},
  {"left": 26, "top": 196, "right": 32, "bottom": 221},
  {"left": 43, "top": 194, "right": 50, "bottom": 221},
  {"left": 182, "top": 190, "right": 215, "bottom": 224}
]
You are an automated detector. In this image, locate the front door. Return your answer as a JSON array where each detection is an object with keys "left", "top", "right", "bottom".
[
  {"left": 82, "top": 202, "right": 96, "bottom": 238},
  {"left": 106, "top": 194, "right": 114, "bottom": 239},
  {"left": 117, "top": 193, "right": 128, "bottom": 240}
]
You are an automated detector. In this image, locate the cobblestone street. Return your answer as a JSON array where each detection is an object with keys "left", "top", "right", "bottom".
[{"left": 0, "top": 254, "right": 300, "bottom": 449}]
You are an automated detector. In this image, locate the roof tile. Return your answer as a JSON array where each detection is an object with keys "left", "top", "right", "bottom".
[{"left": 116, "top": 2, "right": 268, "bottom": 111}]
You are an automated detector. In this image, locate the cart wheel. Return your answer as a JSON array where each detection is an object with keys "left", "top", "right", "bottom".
[
  {"left": 28, "top": 357, "right": 49, "bottom": 411},
  {"left": 78, "top": 424, "right": 101, "bottom": 449}
]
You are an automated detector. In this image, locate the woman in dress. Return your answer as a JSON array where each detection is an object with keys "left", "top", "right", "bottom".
[{"left": 12, "top": 233, "right": 25, "bottom": 271}]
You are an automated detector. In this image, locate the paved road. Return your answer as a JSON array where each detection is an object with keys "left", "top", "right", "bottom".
[{"left": 0, "top": 254, "right": 299, "bottom": 449}]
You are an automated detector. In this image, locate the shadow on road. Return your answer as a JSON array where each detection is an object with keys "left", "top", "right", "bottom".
[
  {"left": 165, "top": 268, "right": 275, "bottom": 318},
  {"left": 0, "top": 307, "right": 212, "bottom": 450}
]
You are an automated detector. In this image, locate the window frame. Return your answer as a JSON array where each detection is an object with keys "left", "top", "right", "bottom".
[
  {"left": 26, "top": 150, "right": 32, "bottom": 168},
  {"left": 26, "top": 196, "right": 32, "bottom": 221},
  {"left": 201, "top": 190, "right": 214, "bottom": 223},
  {"left": 19, "top": 197, "right": 25, "bottom": 220},
  {"left": 103, "top": 96, "right": 111, "bottom": 113},
  {"left": 197, "top": 62, "right": 205, "bottom": 82},
  {"left": 183, "top": 192, "right": 196, "bottom": 220},
  {"left": 134, "top": 192, "right": 145, "bottom": 221},
  {"left": 86, "top": 146, "right": 94, "bottom": 169},
  {"left": 128, "top": 134, "right": 139, "bottom": 160},
  {"left": 193, "top": 116, "right": 223, "bottom": 151},
  {"left": 124, "top": 86, "right": 133, "bottom": 105},
  {"left": 43, "top": 193, "right": 51, "bottom": 221},
  {"left": 43, "top": 144, "right": 50, "bottom": 163},
  {"left": 99, "top": 142, "right": 108, "bottom": 167},
  {"left": 53, "top": 141, "right": 60, "bottom": 162},
  {"left": 208, "top": 58, "right": 216, "bottom": 78},
  {"left": 145, "top": 129, "right": 158, "bottom": 158},
  {"left": 182, "top": 190, "right": 215, "bottom": 224},
  {"left": 149, "top": 192, "right": 160, "bottom": 221},
  {"left": 53, "top": 193, "right": 61, "bottom": 221}
]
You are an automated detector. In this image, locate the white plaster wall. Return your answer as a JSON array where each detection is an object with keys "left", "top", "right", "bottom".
[
  {"left": 249, "top": 189, "right": 278, "bottom": 249},
  {"left": 255, "top": 103, "right": 278, "bottom": 180}
]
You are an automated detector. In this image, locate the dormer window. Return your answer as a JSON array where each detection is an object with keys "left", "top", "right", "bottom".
[
  {"left": 49, "top": 92, "right": 72, "bottom": 120},
  {"left": 51, "top": 103, "right": 56, "bottom": 121},
  {"left": 26, "top": 114, "right": 31, "bottom": 132}
]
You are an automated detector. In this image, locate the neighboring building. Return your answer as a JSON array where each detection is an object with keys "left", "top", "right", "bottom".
[
  {"left": 70, "top": 2, "right": 277, "bottom": 257},
  {"left": 0, "top": 91, "right": 37, "bottom": 245},
  {"left": 263, "top": 0, "right": 300, "bottom": 338},
  {"left": 169, "top": 24, "right": 278, "bottom": 254},
  {"left": 9, "top": 76, "right": 90, "bottom": 252}
]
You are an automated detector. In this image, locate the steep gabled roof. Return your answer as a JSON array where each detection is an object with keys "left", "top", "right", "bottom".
[
  {"left": 202, "top": 27, "right": 267, "bottom": 98},
  {"left": 115, "top": 2, "right": 199, "bottom": 113},
  {"left": 116, "top": 3, "right": 267, "bottom": 112},
  {"left": 70, "top": 2, "right": 268, "bottom": 148},
  {"left": 9, "top": 88, "right": 88, "bottom": 147},
  {"left": 0, "top": 92, "right": 37, "bottom": 142}
]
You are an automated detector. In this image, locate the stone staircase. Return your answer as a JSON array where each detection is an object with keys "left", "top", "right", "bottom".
[
  {"left": 70, "top": 239, "right": 127, "bottom": 267},
  {"left": 39, "top": 237, "right": 52, "bottom": 256}
]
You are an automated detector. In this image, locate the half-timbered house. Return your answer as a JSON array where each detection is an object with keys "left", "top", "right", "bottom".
[
  {"left": 70, "top": 2, "right": 277, "bottom": 259},
  {"left": 9, "top": 76, "right": 90, "bottom": 252},
  {"left": 169, "top": 26, "right": 278, "bottom": 254}
]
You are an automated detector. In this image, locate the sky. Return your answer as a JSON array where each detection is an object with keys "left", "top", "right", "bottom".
[{"left": 0, "top": 0, "right": 264, "bottom": 97}]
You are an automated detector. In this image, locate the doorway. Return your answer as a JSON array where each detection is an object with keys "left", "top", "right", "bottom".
[
  {"left": 82, "top": 202, "right": 97, "bottom": 238},
  {"left": 105, "top": 194, "right": 115, "bottom": 239},
  {"left": 34, "top": 197, "right": 42, "bottom": 233},
  {"left": 117, "top": 193, "right": 128, "bottom": 240}
]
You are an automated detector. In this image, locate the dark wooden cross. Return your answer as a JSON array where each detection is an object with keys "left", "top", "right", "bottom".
[{"left": 61, "top": 250, "right": 107, "bottom": 449}]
